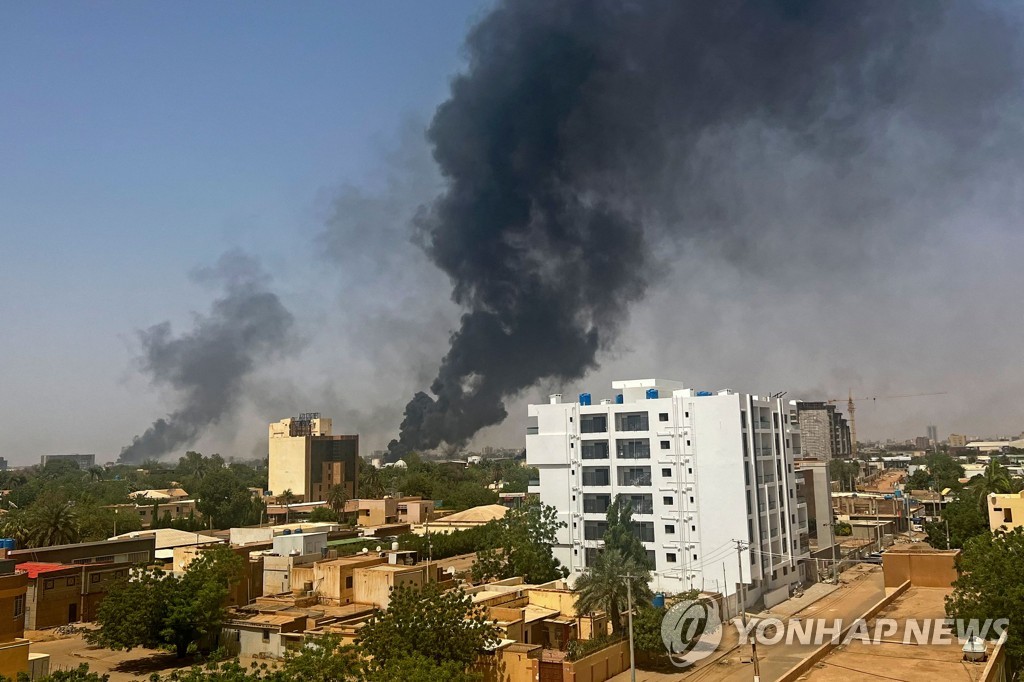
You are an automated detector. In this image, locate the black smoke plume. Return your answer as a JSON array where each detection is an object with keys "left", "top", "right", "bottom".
[
  {"left": 120, "top": 251, "right": 294, "bottom": 462},
  {"left": 392, "top": 0, "right": 1022, "bottom": 456}
]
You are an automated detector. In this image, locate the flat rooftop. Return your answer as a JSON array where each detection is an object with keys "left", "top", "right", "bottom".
[{"left": 801, "top": 587, "right": 1000, "bottom": 681}]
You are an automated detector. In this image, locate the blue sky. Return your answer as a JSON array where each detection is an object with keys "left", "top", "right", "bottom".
[{"left": 0, "top": 2, "right": 490, "bottom": 463}]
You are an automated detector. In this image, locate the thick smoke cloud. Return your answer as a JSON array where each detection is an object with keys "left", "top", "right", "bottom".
[
  {"left": 119, "top": 251, "right": 295, "bottom": 462},
  {"left": 392, "top": 0, "right": 1024, "bottom": 455}
]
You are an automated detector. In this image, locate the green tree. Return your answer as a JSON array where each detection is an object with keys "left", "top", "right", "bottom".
[
  {"left": 834, "top": 521, "right": 853, "bottom": 536},
  {"left": 946, "top": 528, "right": 1023, "bottom": 666},
  {"left": 471, "top": 502, "right": 567, "bottom": 583},
  {"left": 325, "top": 484, "right": 350, "bottom": 522},
  {"left": 968, "top": 460, "right": 1013, "bottom": 511},
  {"left": 196, "top": 468, "right": 264, "bottom": 529},
  {"left": 925, "top": 453, "right": 965, "bottom": 492},
  {"left": 925, "top": 495, "right": 989, "bottom": 549},
  {"left": 357, "top": 582, "right": 499, "bottom": 674},
  {"left": 443, "top": 481, "right": 498, "bottom": 511},
  {"left": 364, "top": 653, "right": 478, "bottom": 682},
  {"left": 25, "top": 496, "right": 81, "bottom": 547},
  {"left": 88, "top": 546, "right": 242, "bottom": 657},
  {"left": 573, "top": 548, "right": 652, "bottom": 635},
  {"left": 603, "top": 496, "right": 650, "bottom": 568},
  {"left": 307, "top": 507, "right": 338, "bottom": 523}
]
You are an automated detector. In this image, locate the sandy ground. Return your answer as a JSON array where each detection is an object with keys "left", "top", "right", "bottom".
[{"left": 28, "top": 631, "right": 271, "bottom": 681}]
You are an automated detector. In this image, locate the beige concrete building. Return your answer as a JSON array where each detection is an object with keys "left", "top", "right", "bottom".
[
  {"left": 949, "top": 433, "right": 969, "bottom": 448},
  {"left": 795, "top": 402, "right": 851, "bottom": 461},
  {"left": 987, "top": 491, "right": 1024, "bottom": 532},
  {"left": 268, "top": 413, "right": 358, "bottom": 503}
]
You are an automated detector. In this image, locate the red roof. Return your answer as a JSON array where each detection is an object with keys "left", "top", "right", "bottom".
[{"left": 16, "top": 562, "right": 76, "bottom": 579}]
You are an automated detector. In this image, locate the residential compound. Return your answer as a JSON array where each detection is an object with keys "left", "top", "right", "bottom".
[
  {"left": 527, "top": 379, "right": 810, "bottom": 607},
  {"left": 267, "top": 413, "right": 358, "bottom": 503},
  {"left": 794, "top": 402, "right": 851, "bottom": 461}
]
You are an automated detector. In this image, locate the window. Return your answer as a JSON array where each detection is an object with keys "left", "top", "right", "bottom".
[
  {"left": 584, "top": 521, "right": 608, "bottom": 540},
  {"left": 660, "top": 440, "right": 670, "bottom": 450},
  {"left": 581, "top": 441, "right": 609, "bottom": 460},
  {"left": 689, "top": 496, "right": 695, "bottom": 504},
  {"left": 44, "top": 580, "right": 54, "bottom": 590},
  {"left": 616, "top": 439, "right": 650, "bottom": 459},
  {"left": 580, "top": 415, "right": 607, "bottom": 434},
  {"left": 66, "top": 577, "right": 76, "bottom": 587},
  {"left": 582, "top": 467, "right": 610, "bottom": 487},
  {"left": 666, "top": 553, "right": 677, "bottom": 563},
  {"left": 1005, "top": 508, "right": 1014, "bottom": 524},
  {"left": 583, "top": 494, "right": 612, "bottom": 514},
  {"left": 693, "top": 554, "right": 698, "bottom": 562},
  {"left": 665, "top": 524, "right": 675, "bottom": 534},
  {"left": 663, "top": 496, "right": 673, "bottom": 505},
  {"left": 617, "top": 466, "right": 651, "bottom": 486},
  {"left": 686, "top": 439, "right": 691, "bottom": 446},
  {"left": 684, "top": 411, "right": 689, "bottom": 418},
  {"left": 616, "top": 412, "right": 650, "bottom": 431},
  {"left": 661, "top": 468, "right": 672, "bottom": 477},
  {"left": 90, "top": 574, "right": 100, "bottom": 584},
  {"left": 647, "top": 550, "right": 657, "bottom": 569},
  {"left": 626, "top": 494, "right": 653, "bottom": 514},
  {"left": 631, "top": 521, "right": 655, "bottom": 542},
  {"left": 13, "top": 595, "right": 23, "bottom": 618},
  {"left": 688, "top": 467, "right": 693, "bottom": 474},
  {"left": 658, "top": 413, "right": 669, "bottom": 422},
  {"left": 262, "top": 630, "right": 270, "bottom": 642}
]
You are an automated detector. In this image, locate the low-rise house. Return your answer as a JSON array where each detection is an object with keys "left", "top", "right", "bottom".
[
  {"left": 0, "top": 558, "right": 46, "bottom": 680},
  {"left": 7, "top": 536, "right": 154, "bottom": 567},
  {"left": 987, "top": 491, "right": 1024, "bottom": 532},
  {"left": 422, "top": 504, "right": 507, "bottom": 535},
  {"left": 106, "top": 498, "right": 198, "bottom": 528},
  {"left": 17, "top": 561, "right": 132, "bottom": 628},
  {"left": 128, "top": 487, "right": 191, "bottom": 501},
  {"left": 109, "top": 528, "right": 222, "bottom": 562}
]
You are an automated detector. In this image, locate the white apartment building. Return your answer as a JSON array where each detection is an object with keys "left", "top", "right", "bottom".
[{"left": 527, "top": 379, "right": 810, "bottom": 608}]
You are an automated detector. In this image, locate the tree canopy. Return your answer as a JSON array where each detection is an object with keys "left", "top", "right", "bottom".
[
  {"left": 471, "top": 501, "right": 567, "bottom": 583},
  {"left": 357, "top": 582, "right": 500, "bottom": 677},
  {"left": 88, "top": 546, "right": 243, "bottom": 657},
  {"left": 946, "top": 528, "right": 1024, "bottom": 666}
]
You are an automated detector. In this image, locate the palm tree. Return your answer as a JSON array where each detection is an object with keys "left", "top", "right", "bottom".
[
  {"left": 326, "top": 485, "right": 350, "bottom": 523},
  {"left": 279, "top": 489, "right": 298, "bottom": 524},
  {"left": 573, "top": 549, "right": 653, "bottom": 635},
  {"left": 971, "top": 460, "right": 1013, "bottom": 511},
  {"left": 26, "top": 498, "right": 81, "bottom": 547}
]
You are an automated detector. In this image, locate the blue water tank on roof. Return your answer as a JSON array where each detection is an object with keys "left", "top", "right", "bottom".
[
  {"left": 652, "top": 593, "right": 666, "bottom": 608},
  {"left": 646, "top": 389, "right": 659, "bottom": 399},
  {"left": 294, "top": 528, "right": 303, "bottom": 534},
  {"left": 696, "top": 391, "right": 713, "bottom": 397},
  {"left": 579, "top": 393, "right": 592, "bottom": 406},
  {"left": 615, "top": 394, "right": 624, "bottom": 404}
]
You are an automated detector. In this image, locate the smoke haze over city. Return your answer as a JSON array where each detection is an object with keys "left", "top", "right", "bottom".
[{"left": 2, "top": 1, "right": 1024, "bottom": 463}]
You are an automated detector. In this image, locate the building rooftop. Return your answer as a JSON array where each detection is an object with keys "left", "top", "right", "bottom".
[
  {"left": 110, "top": 528, "right": 222, "bottom": 551},
  {"left": 801, "top": 586, "right": 1001, "bottom": 681},
  {"left": 16, "top": 562, "right": 76, "bottom": 579},
  {"left": 433, "top": 504, "right": 507, "bottom": 525}
]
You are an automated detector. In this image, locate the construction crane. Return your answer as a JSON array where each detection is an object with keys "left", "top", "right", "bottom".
[{"left": 826, "top": 390, "right": 947, "bottom": 457}]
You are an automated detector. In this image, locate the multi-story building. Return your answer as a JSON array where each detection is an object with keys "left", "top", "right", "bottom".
[
  {"left": 914, "top": 436, "right": 931, "bottom": 450},
  {"left": 948, "top": 433, "right": 968, "bottom": 448},
  {"left": 795, "top": 403, "right": 850, "bottom": 461},
  {"left": 527, "top": 379, "right": 810, "bottom": 607},
  {"left": 39, "top": 453, "right": 95, "bottom": 469},
  {"left": 268, "top": 414, "right": 358, "bottom": 503},
  {"left": 927, "top": 425, "right": 938, "bottom": 445}
]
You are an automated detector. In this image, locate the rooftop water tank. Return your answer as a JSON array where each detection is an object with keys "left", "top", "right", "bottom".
[
  {"left": 646, "top": 388, "right": 659, "bottom": 399},
  {"left": 579, "top": 393, "right": 592, "bottom": 406},
  {"left": 615, "top": 394, "right": 624, "bottom": 404},
  {"left": 696, "top": 391, "right": 713, "bottom": 397}
]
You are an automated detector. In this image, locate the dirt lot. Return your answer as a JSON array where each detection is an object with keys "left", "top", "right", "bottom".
[{"left": 28, "top": 630, "right": 268, "bottom": 681}]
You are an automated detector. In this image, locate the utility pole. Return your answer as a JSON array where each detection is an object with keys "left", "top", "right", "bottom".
[
  {"left": 735, "top": 540, "right": 760, "bottom": 680},
  {"left": 625, "top": 574, "right": 636, "bottom": 682},
  {"left": 945, "top": 518, "right": 950, "bottom": 549}
]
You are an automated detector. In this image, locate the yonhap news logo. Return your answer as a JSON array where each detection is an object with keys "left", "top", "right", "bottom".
[{"left": 661, "top": 596, "right": 724, "bottom": 667}]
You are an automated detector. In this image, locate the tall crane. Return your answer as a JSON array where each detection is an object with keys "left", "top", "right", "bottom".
[{"left": 826, "top": 391, "right": 947, "bottom": 457}]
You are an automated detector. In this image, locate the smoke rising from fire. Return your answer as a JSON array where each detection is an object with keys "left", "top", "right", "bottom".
[
  {"left": 119, "top": 251, "right": 295, "bottom": 462},
  {"left": 390, "top": 0, "right": 1024, "bottom": 456}
]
